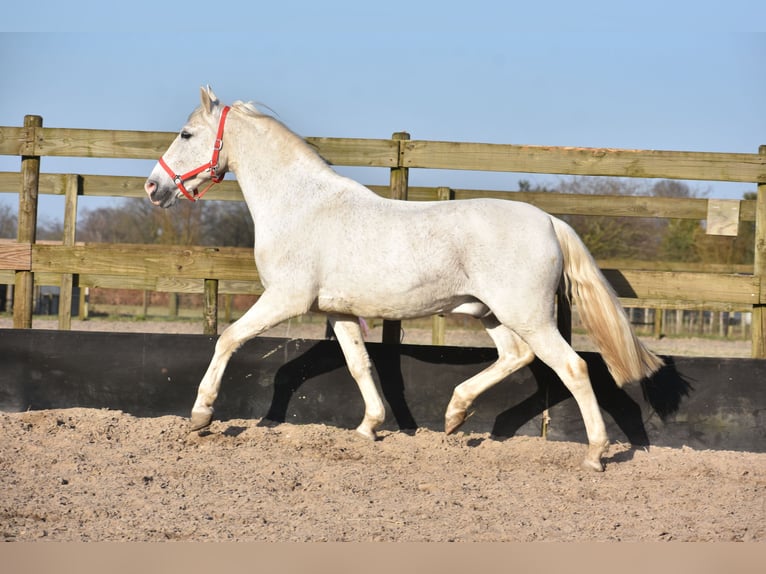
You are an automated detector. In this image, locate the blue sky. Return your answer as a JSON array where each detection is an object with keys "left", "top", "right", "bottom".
[{"left": 1, "top": 2, "right": 765, "bottom": 222}]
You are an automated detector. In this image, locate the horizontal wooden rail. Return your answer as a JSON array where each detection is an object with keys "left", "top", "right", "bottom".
[
  {"left": 0, "top": 126, "right": 399, "bottom": 167},
  {"left": 0, "top": 126, "right": 172, "bottom": 159},
  {"left": 14, "top": 242, "right": 759, "bottom": 305},
  {"left": 32, "top": 243, "right": 260, "bottom": 282},
  {"left": 0, "top": 268, "right": 264, "bottom": 295},
  {"left": 4, "top": 248, "right": 757, "bottom": 303},
  {"left": 0, "top": 242, "right": 31, "bottom": 271},
  {"left": 602, "top": 269, "right": 760, "bottom": 305},
  {"left": 0, "top": 172, "right": 759, "bottom": 222},
  {"left": 404, "top": 186, "right": 758, "bottom": 221},
  {"left": 402, "top": 140, "right": 766, "bottom": 184},
  {"left": 3, "top": 126, "right": 765, "bottom": 183}
]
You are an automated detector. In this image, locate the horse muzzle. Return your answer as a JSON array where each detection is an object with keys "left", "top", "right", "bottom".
[{"left": 144, "top": 178, "right": 177, "bottom": 208}]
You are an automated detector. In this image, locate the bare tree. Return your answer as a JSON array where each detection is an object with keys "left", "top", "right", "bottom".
[
  {"left": 0, "top": 204, "right": 16, "bottom": 239},
  {"left": 200, "top": 201, "right": 254, "bottom": 247},
  {"left": 554, "top": 177, "right": 663, "bottom": 260}
]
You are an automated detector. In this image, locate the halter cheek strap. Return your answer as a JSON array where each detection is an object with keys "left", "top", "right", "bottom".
[{"left": 159, "top": 105, "right": 231, "bottom": 201}]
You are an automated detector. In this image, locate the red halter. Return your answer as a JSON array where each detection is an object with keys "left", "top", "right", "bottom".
[{"left": 158, "top": 105, "right": 231, "bottom": 201}]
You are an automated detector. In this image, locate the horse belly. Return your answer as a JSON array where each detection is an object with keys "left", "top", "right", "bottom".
[{"left": 316, "top": 287, "right": 477, "bottom": 320}]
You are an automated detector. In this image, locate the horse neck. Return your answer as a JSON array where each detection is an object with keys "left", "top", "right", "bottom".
[{"left": 227, "top": 112, "right": 336, "bottom": 216}]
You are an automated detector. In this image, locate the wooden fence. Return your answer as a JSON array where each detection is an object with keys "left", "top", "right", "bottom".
[{"left": 1, "top": 115, "right": 765, "bottom": 357}]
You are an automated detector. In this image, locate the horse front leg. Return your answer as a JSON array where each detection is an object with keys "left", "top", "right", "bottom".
[
  {"left": 328, "top": 314, "right": 385, "bottom": 440},
  {"left": 190, "top": 289, "right": 307, "bottom": 431}
]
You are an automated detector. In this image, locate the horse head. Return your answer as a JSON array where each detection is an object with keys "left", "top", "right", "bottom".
[{"left": 145, "top": 86, "right": 230, "bottom": 207}]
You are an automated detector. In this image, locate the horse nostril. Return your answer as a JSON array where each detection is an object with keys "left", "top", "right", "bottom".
[{"left": 144, "top": 179, "right": 157, "bottom": 195}]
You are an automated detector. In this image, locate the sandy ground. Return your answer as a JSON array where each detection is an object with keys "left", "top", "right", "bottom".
[
  {"left": 2, "top": 318, "right": 763, "bottom": 542},
  {"left": 1, "top": 408, "right": 764, "bottom": 542}
]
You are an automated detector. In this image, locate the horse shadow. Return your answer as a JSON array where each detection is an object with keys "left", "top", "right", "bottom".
[
  {"left": 490, "top": 356, "right": 692, "bottom": 456},
  {"left": 260, "top": 338, "right": 419, "bottom": 431},
  {"left": 260, "top": 337, "right": 692, "bottom": 452}
]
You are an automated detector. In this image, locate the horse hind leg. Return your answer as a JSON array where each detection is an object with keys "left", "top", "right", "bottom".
[
  {"left": 328, "top": 314, "right": 386, "bottom": 440},
  {"left": 519, "top": 324, "right": 610, "bottom": 472},
  {"left": 445, "top": 316, "right": 535, "bottom": 435}
]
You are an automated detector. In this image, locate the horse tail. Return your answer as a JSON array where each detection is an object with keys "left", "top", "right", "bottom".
[{"left": 551, "top": 217, "right": 663, "bottom": 387}]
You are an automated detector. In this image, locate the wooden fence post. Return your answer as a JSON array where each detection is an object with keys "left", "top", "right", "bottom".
[
  {"left": 751, "top": 145, "right": 766, "bottom": 358},
  {"left": 431, "top": 187, "right": 453, "bottom": 345},
  {"left": 168, "top": 293, "right": 178, "bottom": 317},
  {"left": 13, "top": 115, "right": 42, "bottom": 329},
  {"left": 653, "top": 308, "right": 663, "bottom": 339},
  {"left": 203, "top": 278, "right": 219, "bottom": 335},
  {"left": 382, "top": 132, "right": 410, "bottom": 344},
  {"left": 58, "top": 174, "right": 80, "bottom": 330}
]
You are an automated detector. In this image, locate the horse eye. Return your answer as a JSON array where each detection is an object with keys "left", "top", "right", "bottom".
[{"left": 180, "top": 130, "right": 192, "bottom": 140}]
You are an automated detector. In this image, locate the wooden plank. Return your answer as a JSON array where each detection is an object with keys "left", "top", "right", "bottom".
[
  {"left": 0, "top": 242, "right": 32, "bottom": 270},
  {"left": 34, "top": 128, "right": 174, "bottom": 160},
  {"left": 0, "top": 172, "right": 72, "bottom": 196},
  {"left": 8, "top": 126, "right": 399, "bottom": 168},
  {"left": 3, "top": 170, "right": 760, "bottom": 222},
  {"left": 32, "top": 243, "right": 259, "bottom": 281},
  {"left": 80, "top": 174, "right": 148, "bottom": 198},
  {"left": 3, "top": 123, "right": 764, "bottom": 185},
  {"left": 78, "top": 274, "right": 156, "bottom": 290},
  {"left": 79, "top": 174, "right": 245, "bottom": 200},
  {"left": 24, "top": 271, "right": 62, "bottom": 286},
  {"left": 24, "top": 245, "right": 763, "bottom": 306},
  {"left": 603, "top": 269, "right": 760, "bottom": 304},
  {"left": 155, "top": 277, "right": 264, "bottom": 294},
  {"left": 0, "top": 172, "right": 18, "bottom": 192},
  {"left": 0, "top": 127, "right": 28, "bottom": 155},
  {"left": 597, "top": 259, "right": 753, "bottom": 274},
  {"left": 376, "top": 184, "right": 758, "bottom": 222},
  {"left": 402, "top": 141, "right": 766, "bottom": 184},
  {"left": 460, "top": 190, "right": 714, "bottom": 219},
  {"left": 219, "top": 279, "right": 264, "bottom": 295},
  {"left": 155, "top": 277, "right": 202, "bottom": 293},
  {"left": 617, "top": 298, "right": 752, "bottom": 312},
  {"left": 69, "top": 275, "right": 263, "bottom": 294},
  {"left": 307, "top": 137, "right": 399, "bottom": 167}
]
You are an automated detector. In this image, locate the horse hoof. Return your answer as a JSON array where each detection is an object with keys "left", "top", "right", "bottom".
[
  {"left": 190, "top": 408, "right": 213, "bottom": 432},
  {"left": 580, "top": 458, "right": 605, "bottom": 472},
  {"left": 444, "top": 411, "right": 466, "bottom": 435},
  {"left": 355, "top": 426, "right": 377, "bottom": 441}
]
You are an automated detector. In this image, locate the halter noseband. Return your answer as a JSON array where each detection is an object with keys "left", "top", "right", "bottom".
[{"left": 158, "top": 105, "right": 231, "bottom": 201}]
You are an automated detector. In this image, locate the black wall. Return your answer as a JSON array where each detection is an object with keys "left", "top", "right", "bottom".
[{"left": 1, "top": 329, "right": 763, "bottom": 452}]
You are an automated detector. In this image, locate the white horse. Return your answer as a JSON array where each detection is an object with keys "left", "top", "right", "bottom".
[{"left": 145, "top": 87, "right": 663, "bottom": 471}]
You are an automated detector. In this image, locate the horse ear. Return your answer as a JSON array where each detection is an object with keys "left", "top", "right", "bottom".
[{"left": 200, "top": 85, "right": 219, "bottom": 115}]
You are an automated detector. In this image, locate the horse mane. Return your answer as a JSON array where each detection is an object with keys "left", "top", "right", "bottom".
[
  {"left": 231, "top": 100, "right": 269, "bottom": 118},
  {"left": 229, "top": 100, "right": 328, "bottom": 166}
]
